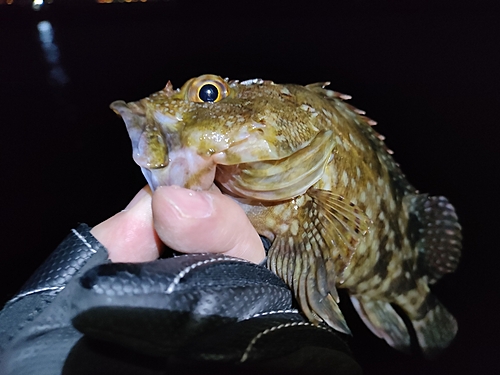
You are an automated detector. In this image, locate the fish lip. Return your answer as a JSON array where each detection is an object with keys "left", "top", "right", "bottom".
[
  {"left": 110, "top": 100, "right": 146, "bottom": 117},
  {"left": 143, "top": 148, "right": 217, "bottom": 191}
]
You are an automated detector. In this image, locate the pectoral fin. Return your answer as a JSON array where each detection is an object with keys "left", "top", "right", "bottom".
[
  {"left": 307, "top": 188, "right": 372, "bottom": 277},
  {"left": 267, "top": 189, "right": 371, "bottom": 334}
]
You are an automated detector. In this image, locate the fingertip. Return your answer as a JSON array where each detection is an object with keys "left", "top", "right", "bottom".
[
  {"left": 91, "top": 186, "right": 164, "bottom": 263},
  {"left": 124, "top": 185, "right": 152, "bottom": 210}
]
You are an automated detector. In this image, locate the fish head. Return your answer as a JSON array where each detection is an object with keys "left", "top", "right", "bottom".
[{"left": 111, "top": 74, "right": 332, "bottom": 197}]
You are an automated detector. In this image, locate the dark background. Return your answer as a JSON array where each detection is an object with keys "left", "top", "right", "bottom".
[{"left": 1, "top": 1, "right": 499, "bottom": 374}]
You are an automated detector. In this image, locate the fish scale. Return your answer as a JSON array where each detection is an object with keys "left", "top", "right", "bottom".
[{"left": 111, "top": 74, "right": 461, "bottom": 357}]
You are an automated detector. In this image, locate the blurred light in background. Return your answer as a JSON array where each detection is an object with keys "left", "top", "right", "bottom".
[
  {"left": 0, "top": 0, "right": 154, "bottom": 4},
  {"left": 32, "top": 0, "right": 43, "bottom": 10},
  {"left": 37, "top": 20, "right": 69, "bottom": 86},
  {"left": 96, "top": 0, "right": 149, "bottom": 2}
]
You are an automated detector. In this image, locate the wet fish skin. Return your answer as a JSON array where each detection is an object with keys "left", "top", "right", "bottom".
[{"left": 111, "top": 75, "right": 461, "bottom": 356}]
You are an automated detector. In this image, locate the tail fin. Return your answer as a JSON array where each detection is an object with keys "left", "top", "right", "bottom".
[{"left": 406, "top": 194, "right": 462, "bottom": 284}]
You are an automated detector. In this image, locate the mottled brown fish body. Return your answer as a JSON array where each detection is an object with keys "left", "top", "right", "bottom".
[{"left": 112, "top": 75, "right": 461, "bottom": 356}]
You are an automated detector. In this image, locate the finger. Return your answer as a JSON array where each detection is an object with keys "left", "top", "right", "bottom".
[
  {"left": 152, "top": 185, "right": 265, "bottom": 264},
  {"left": 90, "top": 186, "right": 164, "bottom": 262}
]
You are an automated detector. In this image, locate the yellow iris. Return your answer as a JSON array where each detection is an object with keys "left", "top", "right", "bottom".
[{"left": 186, "top": 75, "right": 230, "bottom": 103}]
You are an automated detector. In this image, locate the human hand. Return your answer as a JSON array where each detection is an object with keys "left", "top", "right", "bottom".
[{"left": 90, "top": 185, "right": 265, "bottom": 264}]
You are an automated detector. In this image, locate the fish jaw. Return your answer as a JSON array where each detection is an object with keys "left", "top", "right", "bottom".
[
  {"left": 111, "top": 100, "right": 171, "bottom": 171},
  {"left": 111, "top": 100, "right": 217, "bottom": 191}
]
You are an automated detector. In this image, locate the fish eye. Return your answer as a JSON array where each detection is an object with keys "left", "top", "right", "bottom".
[
  {"left": 187, "top": 75, "right": 229, "bottom": 103},
  {"left": 198, "top": 83, "right": 219, "bottom": 103}
]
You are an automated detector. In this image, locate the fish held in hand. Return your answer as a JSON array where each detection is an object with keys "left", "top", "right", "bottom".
[{"left": 111, "top": 74, "right": 462, "bottom": 356}]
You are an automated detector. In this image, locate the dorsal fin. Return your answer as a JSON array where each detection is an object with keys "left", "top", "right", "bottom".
[{"left": 406, "top": 194, "right": 462, "bottom": 284}]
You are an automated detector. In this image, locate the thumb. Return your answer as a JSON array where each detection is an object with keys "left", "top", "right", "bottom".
[{"left": 152, "top": 185, "right": 265, "bottom": 264}]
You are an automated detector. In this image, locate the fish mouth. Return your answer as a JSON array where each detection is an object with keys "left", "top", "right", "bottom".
[
  {"left": 111, "top": 100, "right": 220, "bottom": 191},
  {"left": 111, "top": 100, "right": 169, "bottom": 170}
]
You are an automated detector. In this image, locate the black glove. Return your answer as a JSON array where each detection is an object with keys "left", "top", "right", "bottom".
[{"left": 0, "top": 224, "right": 361, "bottom": 375}]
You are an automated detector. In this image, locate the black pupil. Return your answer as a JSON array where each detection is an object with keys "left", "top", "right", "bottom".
[{"left": 199, "top": 84, "right": 219, "bottom": 102}]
